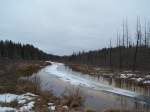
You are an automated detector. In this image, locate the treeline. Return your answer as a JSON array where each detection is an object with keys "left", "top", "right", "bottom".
[
  {"left": 0, "top": 40, "right": 51, "bottom": 60},
  {"left": 62, "top": 19, "right": 150, "bottom": 71}
]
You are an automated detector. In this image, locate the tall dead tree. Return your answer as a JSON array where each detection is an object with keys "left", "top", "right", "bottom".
[
  {"left": 133, "top": 18, "right": 141, "bottom": 71},
  {"left": 125, "top": 18, "right": 129, "bottom": 48},
  {"left": 122, "top": 20, "right": 125, "bottom": 47},
  {"left": 109, "top": 39, "right": 112, "bottom": 69},
  {"left": 117, "top": 32, "right": 119, "bottom": 47},
  {"left": 147, "top": 22, "right": 150, "bottom": 47},
  {"left": 144, "top": 20, "right": 147, "bottom": 47},
  {"left": 139, "top": 19, "right": 142, "bottom": 47},
  {"left": 118, "top": 34, "right": 122, "bottom": 70}
]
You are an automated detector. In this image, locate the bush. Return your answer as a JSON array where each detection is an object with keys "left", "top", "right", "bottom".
[
  {"left": 16, "top": 65, "right": 40, "bottom": 77},
  {"left": 0, "top": 99, "right": 18, "bottom": 108},
  {"left": 61, "top": 87, "right": 84, "bottom": 108}
]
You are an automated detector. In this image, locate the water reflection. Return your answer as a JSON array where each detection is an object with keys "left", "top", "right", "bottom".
[{"left": 95, "top": 76, "right": 150, "bottom": 97}]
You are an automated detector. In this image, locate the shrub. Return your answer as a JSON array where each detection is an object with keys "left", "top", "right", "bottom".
[{"left": 61, "top": 87, "right": 84, "bottom": 108}]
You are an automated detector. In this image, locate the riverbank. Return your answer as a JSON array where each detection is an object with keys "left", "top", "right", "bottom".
[
  {"left": 0, "top": 59, "right": 55, "bottom": 111},
  {"left": 0, "top": 60, "right": 86, "bottom": 112},
  {"left": 66, "top": 63, "right": 150, "bottom": 87},
  {"left": 0, "top": 59, "right": 50, "bottom": 93}
]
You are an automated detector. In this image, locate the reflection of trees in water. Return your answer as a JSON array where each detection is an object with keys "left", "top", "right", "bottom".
[
  {"left": 134, "top": 101, "right": 150, "bottom": 112},
  {"left": 99, "top": 77, "right": 150, "bottom": 97},
  {"left": 117, "top": 96, "right": 150, "bottom": 112}
]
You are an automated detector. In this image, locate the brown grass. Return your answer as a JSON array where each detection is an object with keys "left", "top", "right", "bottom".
[
  {"left": 85, "top": 108, "right": 96, "bottom": 112},
  {"left": 0, "top": 99, "right": 18, "bottom": 108},
  {"left": 61, "top": 87, "right": 84, "bottom": 108},
  {"left": 0, "top": 60, "right": 50, "bottom": 94},
  {"left": 103, "top": 109, "right": 135, "bottom": 112},
  {"left": 68, "top": 64, "right": 97, "bottom": 76},
  {"left": 34, "top": 90, "right": 60, "bottom": 112},
  {"left": 16, "top": 79, "right": 40, "bottom": 94},
  {"left": 16, "top": 65, "right": 41, "bottom": 77}
]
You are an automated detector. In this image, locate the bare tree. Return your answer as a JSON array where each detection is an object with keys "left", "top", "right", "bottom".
[
  {"left": 144, "top": 20, "right": 148, "bottom": 47},
  {"left": 147, "top": 21, "right": 150, "bottom": 47},
  {"left": 133, "top": 18, "right": 142, "bottom": 71},
  {"left": 122, "top": 20, "right": 125, "bottom": 47},
  {"left": 125, "top": 18, "right": 129, "bottom": 48},
  {"left": 138, "top": 19, "right": 142, "bottom": 47},
  {"left": 118, "top": 34, "right": 122, "bottom": 70},
  {"left": 116, "top": 32, "right": 119, "bottom": 47},
  {"left": 109, "top": 39, "right": 112, "bottom": 69}
]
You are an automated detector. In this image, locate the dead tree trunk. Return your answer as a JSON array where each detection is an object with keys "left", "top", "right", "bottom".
[
  {"left": 122, "top": 21, "right": 125, "bottom": 47},
  {"left": 147, "top": 22, "right": 150, "bottom": 47},
  {"left": 109, "top": 39, "right": 112, "bottom": 69},
  {"left": 133, "top": 18, "right": 141, "bottom": 71},
  {"left": 126, "top": 18, "right": 129, "bottom": 48},
  {"left": 144, "top": 21, "right": 147, "bottom": 47},
  {"left": 118, "top": 35, "right": 122, "bottom": 70}
]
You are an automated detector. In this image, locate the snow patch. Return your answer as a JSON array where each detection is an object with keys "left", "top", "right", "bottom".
[
  {"left": 0, "top": 94, "right": 18, "bottom": 103},
  {"left": 146, "top": 75, "right": 150, "bottom": 78},
  {"left": 120, "top": 73, "right": 135, "bottom": 79},
  {"left": 50, "top": 106, "right": 56, "bottom": 111},
  {"left": 0, "top": 93, "right": 37, "bottom": 112},
  {"left": 143, "top": 80, "right": 150, "bottom": 84},
  {"left": 131, "top": 78, "right": 144, "bottom": 82},
  {"left": 19, "top": 101, "right": 35, "bottom": 111},
  {"left": 120, "top": 74, "right": 127, "bottom": 78},
  {"left": 0, "top": 107, "right": 16, "bottom": 112}
]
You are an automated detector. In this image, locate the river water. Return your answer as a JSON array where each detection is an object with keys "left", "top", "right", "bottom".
[{"left": 33, "top": 62, "right": 150, "bottom": 112}]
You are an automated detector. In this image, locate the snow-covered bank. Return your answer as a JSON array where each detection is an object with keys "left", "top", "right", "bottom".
[
  {"left": 118, "top": 73, "right": 150, "bottom": 85},
  {"left": 0, "top": 93, "right": 37, "bottom": 112}
]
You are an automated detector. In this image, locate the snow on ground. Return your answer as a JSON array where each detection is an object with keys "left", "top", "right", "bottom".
[
  {"left": 120, "top": 74, "right": 127, "bottom": 78},
  {"left": 0, "top": 94, "right": 18, "bottom": 103},
  {"left": 19, "top": 101, "right": 35, "bottom": 112},
  {"left": 131, "top": 78, "right": 144, "bottom": 82},
  {"left": 143, "top": 80, "right": 150, "bottom": 84},
  {"left": 0, "top": 93, "right": 37, "bottom": 112},
  {"left": 120, "top": 73, "right": 135, "bottom": 79},
  {"left": 0, "top": 107, "right": 16, "bottom": 112},
  {"left": 146, "top": 75, "right": 150, "bottom": 78},
  {"left": 119, "top": 73, "right": 150, "bottom": 85}
]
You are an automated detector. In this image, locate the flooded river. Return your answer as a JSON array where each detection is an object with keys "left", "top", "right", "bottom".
[{"left": 33, "top": 62, "right": 150, "bottom": 112}]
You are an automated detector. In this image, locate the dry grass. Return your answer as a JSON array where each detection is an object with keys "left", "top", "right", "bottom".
[
  {"left": 16, "top": 79, "right": 40, "bottom": 94},
  {"left": 84, "top": 108, "right": 96, "bottom": 112},
  {"left": 68, "top": 64, "right": 97, "bottom": 76},
  {"left": 61, "top": 87, "right": 84, "bottom": 108},
  {"left": 0, "top": 60, "right": 50, "bottom": 94},
  {"left": 0, "top": 83, "right": 16, "bottom": 93},
  {"left": 34, "top": 90, "right": 60, "bottom": 112},
  {"left": 16, "top": 65, "right": 41, "bottom": 77},
  {"left": 0, "top": 99, "right": 19, "bottom": 108},
  {"left": 103, "top": 109, "right": 136, "bottom": 112}
]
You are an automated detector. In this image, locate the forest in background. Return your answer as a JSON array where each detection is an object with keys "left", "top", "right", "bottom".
[
  {"left": 0, "top": 40, "right": 59, "bottom": 60},
  {"left": 62, "top": 19, "right": 150, "bottom": 71}
]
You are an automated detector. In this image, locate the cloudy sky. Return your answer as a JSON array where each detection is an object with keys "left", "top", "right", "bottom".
[{"left": 0, "top": 0, "right": 150, "bottom": 55}]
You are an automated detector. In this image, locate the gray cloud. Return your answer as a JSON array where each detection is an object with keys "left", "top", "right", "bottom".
[{"left": 0, "top": 0, "right": 150, "bottom": 55}]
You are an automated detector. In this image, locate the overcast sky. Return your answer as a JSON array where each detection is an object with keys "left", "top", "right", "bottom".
[{"left": 0, "top": 0, "right": 150, "bottom": 55}]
